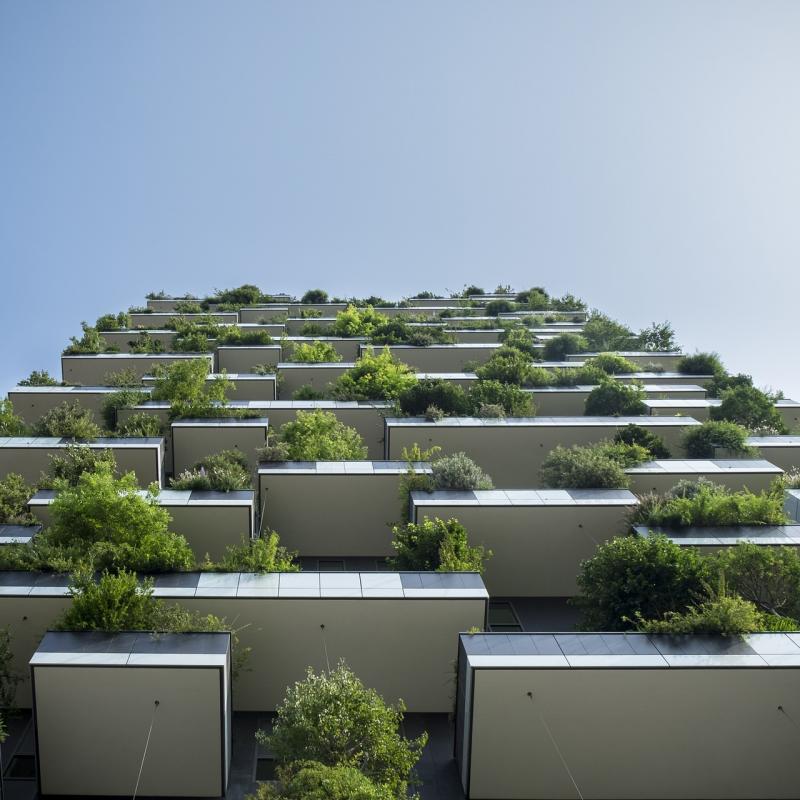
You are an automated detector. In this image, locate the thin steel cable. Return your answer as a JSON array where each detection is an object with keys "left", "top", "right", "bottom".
[
  {"left": 527, "top": 692, "right": 584, "bottom": 800},
  {"left": 320, "top": 624, "right": 331, "bottom": 672},
  {"left": 132, "top": 700, "right": 160, "bottom": 800},
  {"left": 777, "top": 705, "right": 800, "bottom": 739}
]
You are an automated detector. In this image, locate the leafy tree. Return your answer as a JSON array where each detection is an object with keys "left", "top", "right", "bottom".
[
  {"left": 542, "top": 333, "right": 588, "bottom": 361},
  {"left": 637, "top": 321, "right": 677, "bottom": 352},
  {"left": 209, "top": 532, "right": 298, "bottom": 573},
  {"left": 39, "top": 444, "right": 116, "bottom": 488},
  {"left": 573, "top": 534, "right": 708, "bottom": 630},
  {"left": 582, "top": 313, "right": 635, "bottom": 351},
  {"left": 515, "top": 287, "right": 549, "bottom": 309},
  {"left": 151, "top": 359, "right": 231, "bottom": 418},
  {"left": 498, "top": 326, "right": 537, "bottom": 355},
  {"left": 261, "top": 411, "right": 368, "bottom": 461},
  {"left": 32, "top": 401, "right": 101, "bottom": 439},
  {"left": 95, "top": 311, "right": 131, "bottom": 331},
  {"left": 430, "top": 452, "right": 493, "bottom": 491},
  {"left": 330, "top": 349, "right": 417, "bottom": 401},
  {"left": 128, "top": 332, "right": 166, "bottom": 353},
  {"left": 550, "top": 293, "right": 586, "bottom": 311},
  {"left": 467, "top": 380, "right": 534, "bottom": 416},
  {"left": 0, "top": 400, "right": 27, "bottom": 436},
  {"left": 250, "top": 761, "right": 393, "bottom": 800},
  {"left": 584, "top": 381, "right": 647, "bottom": 416},
  {"left": 170, "top": 450, "right": 252, "bottom": 491},
  {"left": 706, "top": 372, "right": 753, "bottom": 399},
  {"left": 460, "top": 285, "right": 485, "bottom": 297},
  {"left": 301, "top": 289, "right": 329, "bottom": 304},
  {"left": 116, "top": 413, "right": 163, "bottom": 437},
  {"left": 289, "top": 341, "right": 342, "bottom": 363},
  {"left": 683, "top": 420, "right": 756, "bottom": 458},
  {"left": 613, "top": 424, "right": 671, "bottom": 459},
  {"left": 398, "top": 380, "right": 470, "bottom": 417},
  {"left": 391, "top": 517, "right": 488, "bottom": 573},
  {"left": 332, "top": 305, "right": 387, "bottom": 338},
  {"left": 677, "top": 352, "right": 725, "bottom": 376},
  {"left": 212, "top": 284, "right": 266, "bottom": 306},
  {"left": 710, "top": 384, "right": 788, "bottom": 433},
  {"left": 588, "top": 353, "right": 638, "bottom": 375},
  {"left": 18, "top": 370, "right": 59, "bottom": 386},
  {"left": 64, "top": 322, "right": 113, "bottom": 354},
  {"left": 0, "top": 474, "right": 34, "bottom": 524},
  {"left": 101, "top": 390, "right": 151, "bottom": 430},
  {"left": 474, "top": 347, "right": 533, "bottom": 385},
  {"left": 260, "top": 663, "right": 427, "bottom": 800},
  {"left": 484, "top": 299, "right": 515, "bottom": 316}
]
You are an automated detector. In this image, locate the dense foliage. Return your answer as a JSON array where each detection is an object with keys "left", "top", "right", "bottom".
[
  {"left": 0, "top": 474, "right": 35, "bottom": 525},
  {"left": 289, "top": 341, "right": 342, "bottom": 363},
  {"left": 398, "top": 379, "right": 470, "bottom": 417},
  {"left": 332, "top": 305, "right": 387, "bottom": 337},
  {"left": 260, "top": 411, "right": 368, "bottom": 461},
  {"left": 170, "top": 450, "right": 252, "bottom": 491},
  {"left": 474, "top": 347, "right": 533, "bottom": 385},
  {"left": 391, "top": 517, "right": 488, "bottom": 573},
  {"left": 430, "top": 452, "right": 493, "bottom": 491},
  {"left": 210, "top": 532, "right": 298, "bottom": 573},
  {"left": 677, "top": 352, "right": 724, "bottom": 376},
  {"left": 613, "top": 424, "right": 671, "bottom": 459},
  {"left": 151, "top": 359, "right": 231, "bottom": 418},
  {"left": 32, "top": 401, "right": 102, "bottom": 439},
  {"left": 0, "top": 400, "right": 27, "bottom": 436},
  {"left": 588, "top": 353, "right": 638, "bottom": 374},
  {"left": 330, "top": 349, "right": 417, "bottom": 401},
  {"left": 683, "top": 420, "right": 756, "bottom": 458},
  {"left": 584, "top": 380, "right": 647, "bottom": 416},
  {"left": 542, "top": 333, "right": 588, "bottom": 361},
  {"left": 250, "top": 763, "right": 393, "bottom": 800},
  {"left": 64, "top": 323, "right": 115, "bottom": 354},
  {"left": 18, "top": 370, "right": 59, "bottom": 386},
  {"left": 115, "top": 412, "right": 164, "bottom": 438},
  {"left": 710, "top": 384, "right": 787, "bottom": 433},
  {"left": 301, "top": 289, "right": 329, "bottom": 304},
  {"left": 540, "top": 441, "right": 650, "bottom": 489}
]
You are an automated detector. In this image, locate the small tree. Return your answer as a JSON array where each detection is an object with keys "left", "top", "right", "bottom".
[
  {"left": 19, "top": 370, "right": 59, "bottom": 386},
  {"left": 573, "top": 534, "right": 708, "bottom": 630},
  {"left": 677, "top": 352, "right": 724, "bottom": 376},
  {"left": 498, "top": 326, "right": 537, "bottom": 355},
  {"left": 0, "top": 474, "right": 34, "bottom": 525},
  {"left": 0, "top": 400, "right": 27, "bottom": 436},
  {"left": 637, "top": 321, "right": 677, "bottom": 352},
  {"left": 332, "top": 305, "right": 387, "bottom": 338},
  {"left": 542, "top": 333, "right": 588, "bottom": 361},
  {"left": 116, "top": 412, "right": 164, "bottom": 437},
  {"left": 301, "top": 289, "right": 329, "bottom": 304},
  {"left": 39, "top": 444, "right": 117, "bottom": 488},
  {"left": 391, "top": 517, "right": 488, "bottom": 572},
  {"left": 32, "top": 401, "right": 102, "bottom": 439},
  {"left": 95, "top": 311, "right": 131, "bottom": 331},
  {"left": 584, "top": 381, "right": 647, "bottom": 416},
  {"left": 64, "top": 322, "right": 111, "bottom": 354},
  {"left": 151, "top": 358, "right": 231, "bottom": 418},
  {"left": 262, "top": 410, "right": 368, "bottom": 461},
  {"left": 330, "top": 349, "right": 417, "bottom": 401},
  {"left": 212, "top": 532, "right": 297, "bottom": 573},
  {"left": 289, "top": 341, "right": 342, "bottom": 363},
  {"left": 467, "top": 380, "right": 534, "bottom": 416},
  {"left": 710, "top": 384, "right": 788, "bottom": 433},
  {"left": 260, "top": 663, "right": 427, "bottom": 800},
  {"left": 683, "top": 420, "right": 756, "bottom": 458},
  {"left": 474, "top": 347, "right": 532, "bottom": 385},
  {"left": 398, "top": 379, "right": 470, "bottom": 417}
]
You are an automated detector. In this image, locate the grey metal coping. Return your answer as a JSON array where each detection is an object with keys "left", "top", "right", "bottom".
[
  {"left": 625, "top": 459, "right": 783, "bottom": 475},
  {"left": 633, "top": 524, "right": 800, "bottom": 546},
  {"left": 282, "top": 335, "right": 367, "bottom": 342},
  {"left": 645, "top": 398, "right": 798, "bottom": 409},
  {"left": 415, "top": 372, "right": 478, "bottom": 381},
  {"left": 277, "top": 361, "right": 355, "bottom": 370},
  {"left": 386, "top": 416, "right": 701, "bottom": 428},
  {"left": 31, "top": 630, "right": 231, "bottom": 667},
  {"left": 0, "top": 436, "right": 163, "bottom": 448},
  {"left": 0, "top": 571, "right": 488, "bottom": 600},
  {"left": 133, "top": 399, "right": 392, "bottom": 410},
  {"left": 170, "top": 417, "right": 269, "bottom": 428},
  {"left": 9, "top": 385, "right": 154, "bottom": 394},
  {"left": 258, "top": 460, "right": 432, "bottom": 475},
  {"left": 613, "top": 372, "right": 712, "bottom": 380},
  {"left": 28, "top": 489, "right": 254, "bottom": 508},
  {"left": 142, "top": 372, "right": 277, "bottom": 382},
  {"left": 0, "top": 524, "right": 41, "bottom": 544},
  {"left": 459, "top": 631, "right": 800, "bottom": 667},
  {"left": 412, "top": 488, "right": 637, "bottom": 507},
  {"left": 60, "top": 352, "right": 213, "bottom": 360},
  {"left": 215, "top": 344, "right": 282, "bottom": 350},
  {"left": 748, "top": 436, "right": 800, "bottom": 446},
  {"left": 524, "top": 384, "right": 706, "bottom": 394},
  {"left": 359, "top": 342, "right": 502, "bottom": 350},
  {"left": 575, "top": 351, "right": 684, "bottom": 358}
]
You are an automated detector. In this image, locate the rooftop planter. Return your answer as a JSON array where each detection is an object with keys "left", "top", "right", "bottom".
[
  {"left": 171, "top": 417, "right": 268, "bottom": 473},
  {"left": 625, "top": 459, "right": 784, "bottom": 495},
  {"left": 385, "top": 416, "right": 700, "bottom": 486},
  {"left": 746, "top": 435, "right": 800, "bottom": 472},
  {"left": 129, "top": 310, "right": 239, "bottom": 327},
  {"left": 31, "top": 630, "right": 231, "bottom": 798},
  {"left": 633, "top": 524, "right": 800, "bottom": 553},
  {"left": 282, "top": 335, "right": 366, "bottom": 361},
  {"left": 215, "top": 344, "right": 281, "bottom": 374},
  {"left": 0, "top": 437, "right": 164, "bottom": 486},
  {"left": 238, "top": 305, "right": 289, "bottom": 323},
  {"left": 525, "top": 383, "right": 707, "bottom": 416},
  {"left": 277, "top": 361, "right": 354, "bottom": 399},
  {"left": 359, "top": 343, "right": 500, "bottom": 372},
  {"left": 60, "top": 352, "right": 213, "bottom": 384},
  {"left": 0, "top": 523, "right": 41, "bottom": 545},
  {"left": 0, "top": 570, "right": 487, "bottom": 712},
  {"left": 258, "top": 461, "right": 432, "bottom": 556},
  {"left": 456, "top": 632, "right": 800, "bottom": 800},
  {"left": 29, "top": 489, "right": 255, "bottom": 561},
  {"left": 7, "top": 385, "right": 152, "bottom": 426},
  {"left": 566, "top": 350, "right": 684, "bottom": 371},
  {"left": 411, "top": 488, "right": 637, "bottom": 596}
]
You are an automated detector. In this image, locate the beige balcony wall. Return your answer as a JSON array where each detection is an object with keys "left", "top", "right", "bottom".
[
  {"left": 171, "top": 418, "right": 269, "bottom": 473},
  {"left": 746, "top": 436, "right": 800, "bottom": 472},
  {"left": 282, "top": 336, "right": 365, "bottom": 361},
  {"left": 7, "top": 386, "right": 152, "bottom": 426},
  {"left": 61, "top": 353, "right": 213, "bottom": 384},
  {"left": 141, "top": 373, "right": 278, "bottom": 402},
  {"left": 277, "top": 362, "right": 353, "bottom": 399},
  {"left": 626, "top": 459, "right": 784, "bottom": 495},
  {"left": 98, "top": 329, "right": 177, "bottom": 352},
  {"left": 238, "top": 306, "right": 289, "bottom": 323},
  {"left": 129, "top": 311, "right": 239, "bottom": 327},
  {"left": 284, "top": 317, "right": 336, "bottom": 335},
  {"left": 566, "top": 351, "right": 684, "bottom": 371},
  {"left": 215, "top": 345, "right": 281, "bottom": 373},
  {"left": 527, "top": 384, "right": 707, "bottom": 416},
  {"left": 359, "top": 344, "right": 500, "bottom": 372}
]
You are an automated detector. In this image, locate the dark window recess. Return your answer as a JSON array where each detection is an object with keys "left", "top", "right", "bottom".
[
  {"left": 255, "top": 757, "right": 276, "bottom": 781},
  {"left": 317, "top": 559, "right": 345, "bottom": 571},
  {"left": 4, "top": 754, "right": 36, "bottom": 779},
  {"left": 488, "top": 600, "right": 522, "bottom": 632}
]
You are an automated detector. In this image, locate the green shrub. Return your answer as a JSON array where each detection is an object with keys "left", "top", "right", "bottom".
[
  {"left": 498, "top": 326, "right": 537, "bottom": 355},
  {"left": 18, "top": 370, "right": 59, "bottom": 386},
  {"left": 301, "top": 289, "right": 329, "bottom": 304},
  {"left": 634, "top": 592, "right": 763, "bottom": 636},
  {"left": 212, "top": 284, "right": 266, "bottom": 306},
  {"left": 330, "top": 349, "right": 417, "bottom": 401},
  {"left": 710, "top": 384, "right": 788, "bottom": 433},
  {"left": 64, "top": 323, "right": 113, "bottom": 354},
  {"left": 115, "top": 413, "right": 163, "bottom": 438},
  {"left": 550, "top": 365, "right": 608, "bottom": 386},
  {"left": 101, "top": 389, "right": 150, "bottom": 430},
  {"left": 128, "top": 332, "right": 166, "bottom": 353},
  {"left": 540, "top": 442, "right": 648, "bottom": 489},
  {"left": 706, "top": 372, "right": 752, "bottom": 399},
  {"left": 208, "top": 532, "right": 298, "bottom": 573},
  {"left": 474, "top": 347, "right": 532, "bottom": 385},
  {"left": 573, "top": 534, "right": 708, "bottom": 630},
  {"left": 170, "top": 450, "right": 252, "bottom": 491},
  {"left": 32, "top": 401, "right": 101, "bottom": 439},
  {"left": 216, "top": 326, "right": 274, "bottom": 346},
  {"left": 584, "top": 381, "right": 647, "bottom": 416},
  {"left": 431, "top": 452, "right": 493, "bottom": 491},
  {"left": 332, "top": 305, "right": 387, "bottom": 337},
  {"left": 151, "top": 359, "right": 231, "bottom": 418},
  {"left": 589, "top": 353, "right": 638, "bottom": 374},
  {"left": 369, "top": 320, "right": 455, "bottom": 347},
  {"left": 0, "top": 474, "right": 34, "bottom": 525},
  {"left": 515, "top": 287, "right": 549, "bottom": 309},
  {"left": 289, "top": 341, "right": 342, "bottom": 363},
  {"left": 484, "top": 299, "right": 515, "bottom": 316},
  {"left": 550, "top": 293, "right": 586, "bottom": 311},
  {"left": 467, "top": 380, "right": 534, "bottom": 417},
  {"left": 677, "top": 352, "right": 724, "bottom": 376},
  {"left": 251, "top": 761, "right": 393, "bottom": 800},
  {"left": 542, "top": 333, "right": 588, "bottom": 361},
  {"left": 95, "top": 311, "right": 131, "bottom": 331},
  {"left": 293, "top": 386, "right": 326, "bottom": 400},
  {"left": 104, "top": 368, "right": 142, "bottom": 387},
  {"left": 0, "top": 401, "right": 27, "bottom": 436},
  {"left": 636, "top": 321, "right": 678, "bottom": 352},
  {"left": 683, "top": 420, "right": 756, "bottom": 458},
  {"left": 261, "top": 411, "right": 368, "bottom": 461},
  {"left": 630, "top": 482, "right": 787, "bottom": 528},
  {"left": 391, "top": 517, "right": 488, "bottom": 573},
  {"left": 39, "top": 444, "right": 116, "bottom": 488},
  {"left": 613, "top": 424, "right": 671, "bottom": 459},
  {"left": 460, "top": 285, "right": 485, "bottom": 297},
  {"left": 398, "top": 380, "right": 470, "bottom": 417},
  {"left": 260, "top": 663, "right": 426, "bottom": 800},
  {"left": 582, "top": 313, "right": 635, "bottom": 351},
  {"left": 173, "top": 300, "right": 204, "bottom": 314}
]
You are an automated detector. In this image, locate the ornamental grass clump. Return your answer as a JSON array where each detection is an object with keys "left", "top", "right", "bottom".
[
  {"left": 170, "top": 450, "right": 252, "bottom": 491},
  {"left": 430, "top": 452, "right": 493, "bottom": 491}
]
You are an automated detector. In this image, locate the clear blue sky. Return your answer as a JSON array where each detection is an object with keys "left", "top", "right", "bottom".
[{"left": 2, "top": 1, "right": 798, "bottom": 397}]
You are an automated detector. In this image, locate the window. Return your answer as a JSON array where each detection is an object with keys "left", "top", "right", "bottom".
[{"left": 488, "top": 600, "right": 522, "bottom": 632}]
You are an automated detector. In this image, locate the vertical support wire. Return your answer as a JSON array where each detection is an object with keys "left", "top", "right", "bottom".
[{"left": 132, "top": 700, "right": 160, "bottom": 800}]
